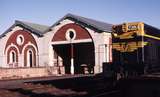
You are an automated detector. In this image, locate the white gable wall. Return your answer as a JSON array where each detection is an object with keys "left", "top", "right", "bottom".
[
  {"left": 0, "top": 26, "right": 23, "bottom": 67},
  {"left": 43, "top": 19, "right": 112, "bottom": 74},
  {"left": 41, "top": 19, "right": 74, "bottom": 67}
]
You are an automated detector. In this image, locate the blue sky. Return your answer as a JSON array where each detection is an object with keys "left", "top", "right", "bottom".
[{"left": 0, "top": 0, "right": 160, "bottom": 34}]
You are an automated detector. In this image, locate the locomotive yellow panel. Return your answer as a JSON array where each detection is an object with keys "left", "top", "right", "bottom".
[
  {"left": 112, "top": 41, "right": 148, "bottom": 52},
  {"left": 113, "top": 22, "right": 160, "bottom": 40},
  {"left": 113, "top": 22, "right": 144, "bottom": 39}
]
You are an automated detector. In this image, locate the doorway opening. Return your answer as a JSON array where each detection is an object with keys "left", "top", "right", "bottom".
[
  {"left": 53, "top": 42, "right": 95, "bottom": 74},
  {"left": 27, "top": 50, "right": 34, "bottom": 67}
]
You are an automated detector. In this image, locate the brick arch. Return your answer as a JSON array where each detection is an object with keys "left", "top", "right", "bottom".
[
  {"left": 7, "top": 46, "right": 18, "bottom": 64},
  {"left": 5, "top": 29, "right": 38, "bottom": 54},
  {"left": 52, "top": 23, "right": 92, "bottom": 42},
  {"left": 24, "top": 45, "right": 36, "bottom": 67}
]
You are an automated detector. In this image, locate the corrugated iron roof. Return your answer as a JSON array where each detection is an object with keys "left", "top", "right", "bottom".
[
  {"left": 45, "top": 13, "right": 113, "bottom": 33},
  {"left": 18, "top": 20, "right": 49, "bottom": 33},
  {"left": 0, "top": 13, "right": 113, "bottom": 38},
  {"left": 0, "top": 20, "right": 49, "bottom": 38},
  {"left": 67, "top": 13, "right": 113, "bottom": 32}
]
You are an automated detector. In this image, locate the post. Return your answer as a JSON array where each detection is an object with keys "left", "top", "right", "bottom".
[
  {"left": 142, "top": 36, "right": 144, "bottom": 62},
  {"left": 70, "top": 43, "right": 74, "bottom": 74}
]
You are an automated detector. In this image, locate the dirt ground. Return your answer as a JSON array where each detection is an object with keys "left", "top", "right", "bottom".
[{"left": 0, "top": 83, "right": 88, "bottom": 97}]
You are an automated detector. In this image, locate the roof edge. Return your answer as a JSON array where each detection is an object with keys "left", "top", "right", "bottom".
[
  {"left": 0, "top": 20, "right": 44, "bottom": 39},
  {"left": 44, "top": 13, "right": 112, "bottom": 33}
]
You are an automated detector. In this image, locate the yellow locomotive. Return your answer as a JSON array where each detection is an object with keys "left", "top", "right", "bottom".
[{"left": 103, "top": 22, "right": 160, "bottom": 78}]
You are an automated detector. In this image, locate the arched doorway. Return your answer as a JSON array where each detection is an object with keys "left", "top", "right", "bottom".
[
  {"left": 52, "top": 23, "right": 95, "bottom": 74},
  {"left": 24, "top": 45, "right": 37, "bottom": 67},
  {"left": 27, "top": 50, "right": 33, "bottom": 67},
  {"left": 6, "top": 46, "right": 19, "bottom": 67}
]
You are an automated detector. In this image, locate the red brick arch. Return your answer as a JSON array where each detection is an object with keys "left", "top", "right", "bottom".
[
  {"left": 24, "top": 45, "right": 36, "bottom": 67},
  {"left": 7, "top": 46, "right": 18, "bottom": 64},
  {"left": 5, "top": 30, "right": 38, "bottom": 54},
  {"left": 5, "top": 29, "right": 38, "bottom": 67},
  {"left": 52, "top": 23, "right": 92, "bottom": 42}
]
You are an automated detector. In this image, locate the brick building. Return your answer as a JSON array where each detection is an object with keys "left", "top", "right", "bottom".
[{"left": 0, "top": 14, "right": 112, "bottom": 78}]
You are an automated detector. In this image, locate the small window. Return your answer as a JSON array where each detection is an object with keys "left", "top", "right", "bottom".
[
  {"left": 19, "top": 36, "right": 23, "bottom": 43},
  {"left": 65, "top": 29, "right": 76, "bottom": 41},
  {"left": 10, "top": 51, "right": 16, "bottom": 63},
  {"left": 16, "top": 35, "right": 24, "bottom": 45},
  {"left": 12, "top": 52, "right": 15, "bottom": 62},
  {"left": 69, "top": 31, "right": 74, "bottom": 39},
  {"left": 29, "top": 50, "right": 33, "bottom": 67},
  {"left": 27, "top": 50, "right": 34, "bottom": 67}
]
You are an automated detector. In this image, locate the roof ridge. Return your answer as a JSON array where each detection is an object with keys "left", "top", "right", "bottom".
[
  {"left": 15, "top": 20, "right": 49, "bottom": 28},
  {"left": 68, "top": 13, "right": 112, "bottom": 25},
  {"left": 15, "top": 20, "right": 49, "bottom": 36},
  {"left": 45, "top": 13, "right": 112, "bottom": 33}
]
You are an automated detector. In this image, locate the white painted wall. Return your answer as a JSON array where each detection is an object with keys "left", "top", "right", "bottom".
[
  {"left": 42, "top": 19, "right": 74, "bottom": 67},
  {"left": 85, "top": 28, "right": 112, "bottom": 73},
  {"left": 0, "top": 26, "right": 23, "bottom": 67},
  {"left": 40, "top": 19, "right": 112, "bottom": 74},
  {"left": 0, "top": 19, "right": 112, "bottom": 75}
]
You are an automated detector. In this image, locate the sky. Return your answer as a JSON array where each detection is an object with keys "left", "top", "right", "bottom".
[{"left": 0, "top": 0, "right": 160, "bottom": 34}]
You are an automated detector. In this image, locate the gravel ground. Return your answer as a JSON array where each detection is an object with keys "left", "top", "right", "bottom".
[
  {"left": 0, "top": 83, "right": 88, "bottom": 97},
  {"left": 0, "top": 75, "right": 114, "bottom": 97}
]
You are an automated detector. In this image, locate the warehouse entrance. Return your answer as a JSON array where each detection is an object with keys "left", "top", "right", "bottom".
[{"left": 53, "top": 42, "right": 95, "bottom": 74}]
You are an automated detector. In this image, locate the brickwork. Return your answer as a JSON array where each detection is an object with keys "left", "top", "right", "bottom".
[
  {"left": 5, "top": 30, "right": 38, "bottom": 54},
  {"left": 52, "top": 23, "right": 91, "bottom": 42},
  {"left": 0, "top": 67, "right": 62, "bottom": 79},
  {"left": 23, "top": 45, "right": 36, "bottom": 67},
  {"left": 7, "top": 46, "right": 18, "bottom": 64}
]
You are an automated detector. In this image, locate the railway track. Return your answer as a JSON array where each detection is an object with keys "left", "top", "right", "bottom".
[
  {"left": 0, "top": 74, "right": 117, "bottom": 97},
  {"left": 90, "top": 90, "right": 121, "bottom": 97},
  {"left": 3, "top": 74, "right": 160, "bottom": 97}
]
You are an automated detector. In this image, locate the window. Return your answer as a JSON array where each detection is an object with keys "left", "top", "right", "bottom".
[
  {"left": 16, "top": 35, "right": 24, "bottom": 45},
  {"left": 65, "top": 29, "right": 76, "bottom": 41},
  {"left": 12, "top": 52, "right": 15, "bottom": 62},
  {"left": 69, "top": 31, "right": 74, "bottom": 39},
  {"left": 27, "top": 50, "right": 34, "bottom": 67},
  {"left": 29, "top": 51, "right": 33, "bottom": 67},
  {"left": 10, "top": 51, "right": 16, "bottom": 63}
]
